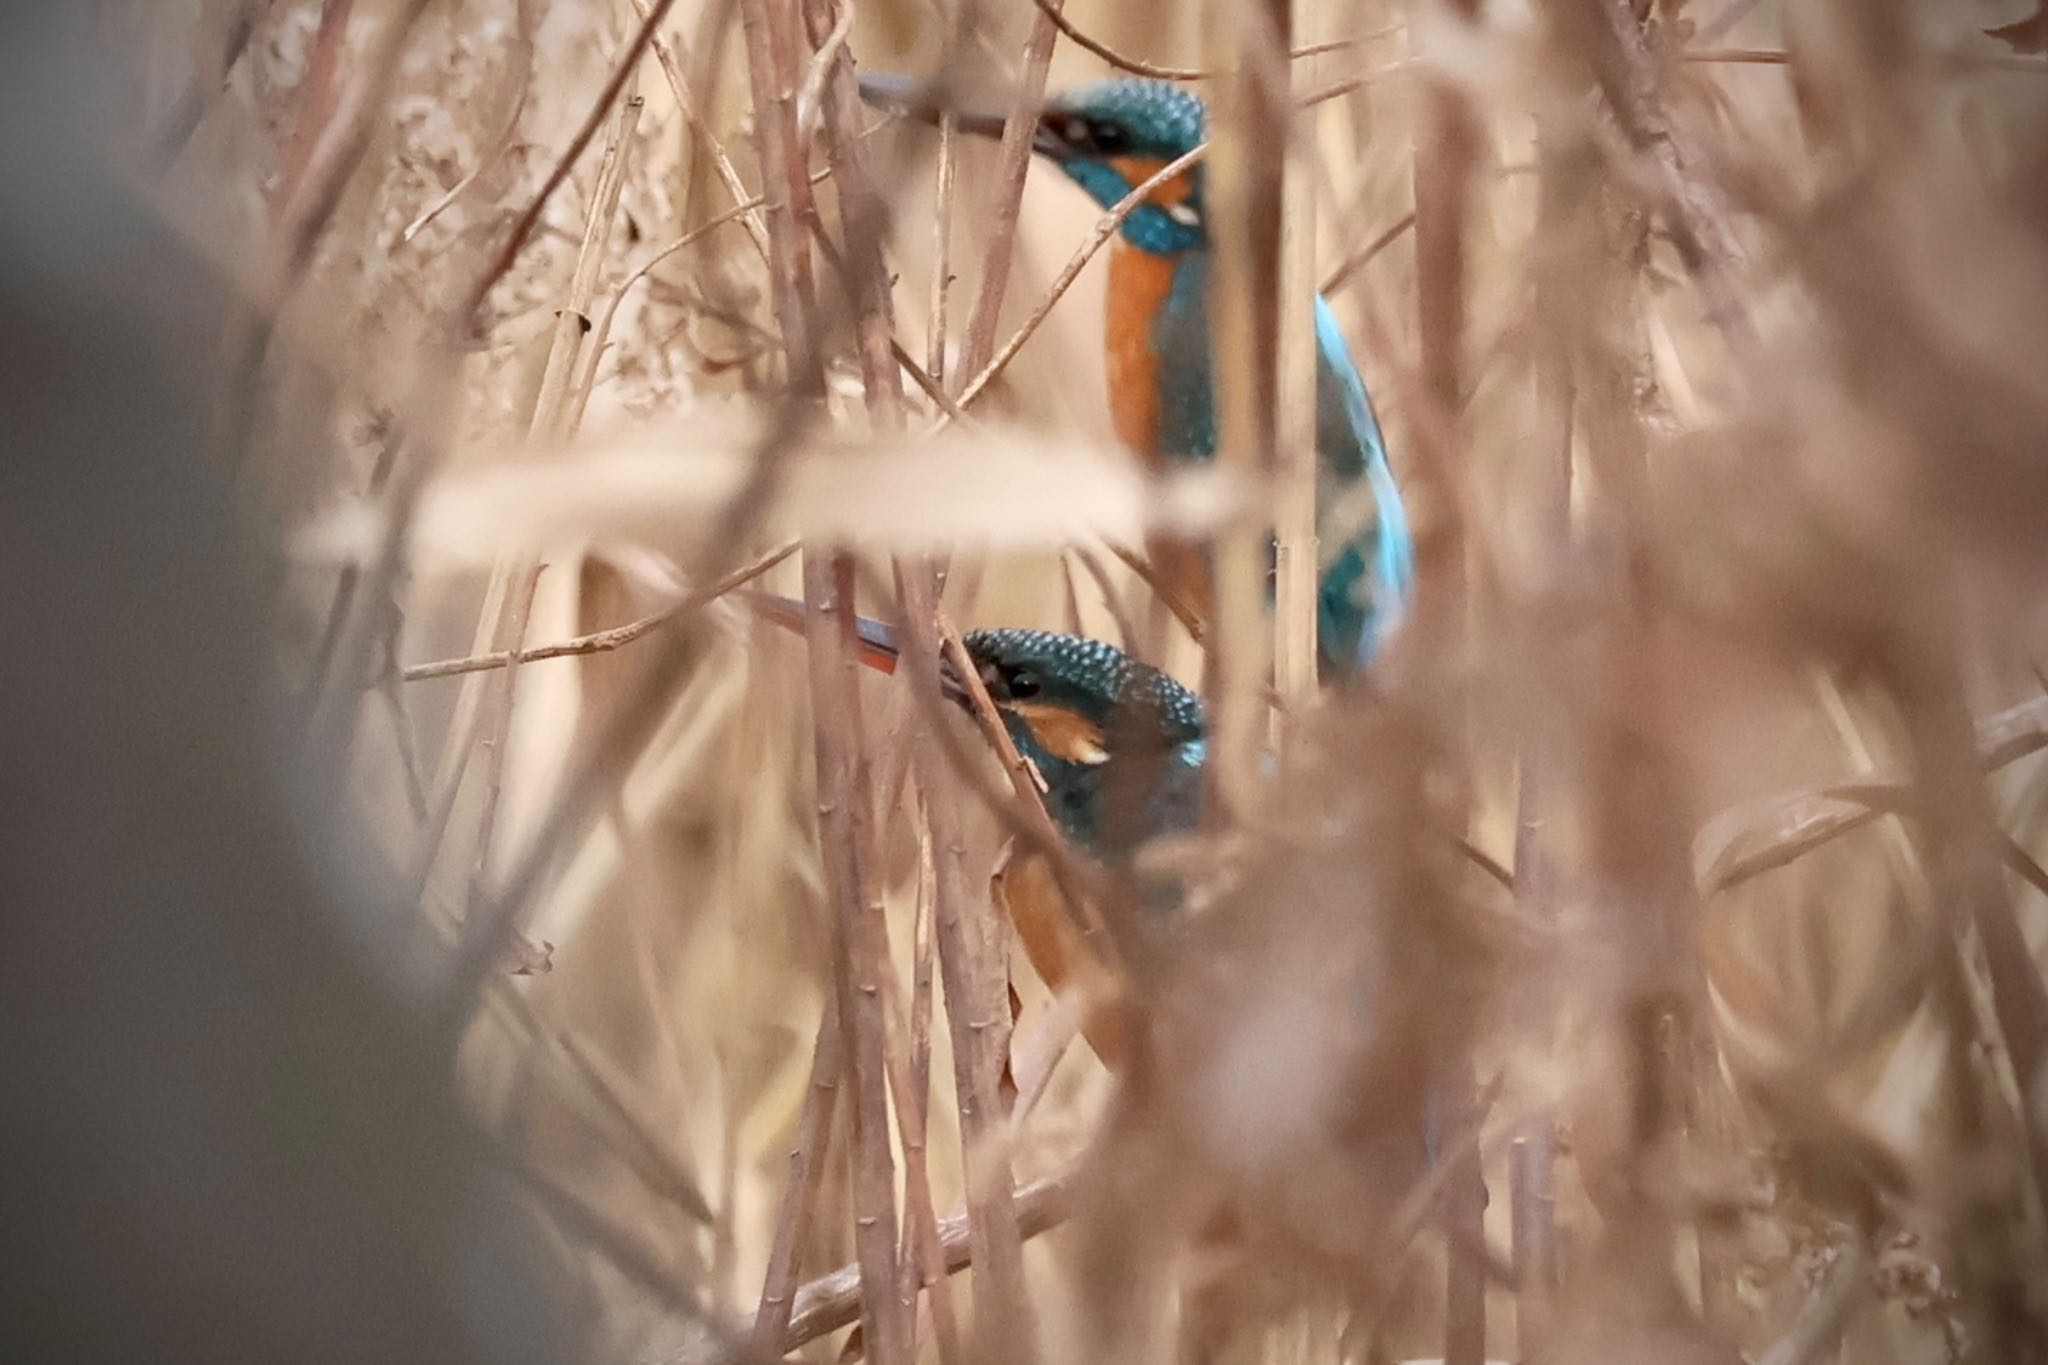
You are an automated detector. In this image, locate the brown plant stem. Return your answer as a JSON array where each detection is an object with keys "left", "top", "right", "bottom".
[
  {"left": 750, "top": 1001, "right": 844, "bottom": 1358},
  {"left": 897, "top": 576, "right": 1039, "bottom": 1365},
  {"left": 887, "top": 821, "right": 963, "bottom": 1365},
  {"left": 799, "top": 551, "right": 909, "bottom": 1365},
  {"left": 766, "top": 1165, "right": 1075, "bottom": 1360},
  {"left": 463, "top": 86, "right": 642, "bottom": 916}
]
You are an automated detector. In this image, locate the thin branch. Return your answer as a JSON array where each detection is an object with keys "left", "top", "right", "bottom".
[
  {"left": 400, "top": 544, "right": 795, "bottom": 682},
  {"left": 1029, "top": 0, "right": 1402, "bottom": 83},
  {"left": 1696, "top": 693, "right": 2048, "bottom": 896},
  {"left": 1681, "top": 48, "right": 1789, "bottom": 65},
  {"left": 945, "top": 147, "right": 1208, "bottom": 422},
  {"left": 1319, "top": 208, "right": 1416, "bottom": 296},
  {"left": 454, "top": 0, "right": 677, "bottom": 333},
  {"left": 777, "top": 1166, "right": 1076, "bottom": 1356},
  {"left": 397, "top": 84, "right": 530, "bottom": 246}
]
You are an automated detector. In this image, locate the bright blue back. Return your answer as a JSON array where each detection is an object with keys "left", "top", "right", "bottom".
[{"left": 1146, "top": 257, "right": 1414, "bottom": 674}]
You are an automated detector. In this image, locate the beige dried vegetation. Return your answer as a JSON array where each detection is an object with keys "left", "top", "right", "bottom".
[{"left": 122, "top": 0, "right": 2048, "bottom": 1360}]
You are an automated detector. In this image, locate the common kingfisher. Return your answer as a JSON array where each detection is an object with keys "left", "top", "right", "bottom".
[
  {"left": 864, "top": 74, "right": 1416, "bottom": 677},
  {"left": 750, "top": 596, "right": 1205, "bottom": 1054},
  {"left": 749, "top": 595, "right": 1206, "bottom": 858}
]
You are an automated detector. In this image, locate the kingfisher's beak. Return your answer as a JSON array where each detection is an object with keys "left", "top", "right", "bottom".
[
  {"left": 743, "top": 591, "right": 974, "bottom": 708},
  {"left": 857, "top": 72, "right": 1067, "bottom": 159}
]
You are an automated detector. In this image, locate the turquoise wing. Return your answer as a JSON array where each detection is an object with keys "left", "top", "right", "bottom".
[
  {"left": 1312, "top": 295, "right": 1413, "bottom": 673},
  {"left": 1145, "top": 260, "right": 1414, "bottom": 674}
]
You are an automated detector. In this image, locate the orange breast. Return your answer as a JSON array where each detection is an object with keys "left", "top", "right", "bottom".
[
  {"left": 1104, "top": 239, "right": 1178, "bottom": 462},
  {"left": 990, "top": 842, "right": 1128, "bottom": 1066}
]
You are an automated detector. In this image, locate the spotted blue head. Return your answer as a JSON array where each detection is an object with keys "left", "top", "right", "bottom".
[
  {"left": 861, "top": 74, "right": 1208, "bottom": 256},
  {"left": 954, "top": 627, "right": 1207, "bottom": 857},
  {"left": 1026, "top": 80, "right": 1207, "bottom": 255}
]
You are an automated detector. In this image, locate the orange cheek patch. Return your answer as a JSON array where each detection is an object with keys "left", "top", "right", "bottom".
[
  {"left": 1012, "top": 701, "right": 1110, "bottom": 766},
  {"left": 1107, "top": 156, "right": 1194, "bottom": 208}
]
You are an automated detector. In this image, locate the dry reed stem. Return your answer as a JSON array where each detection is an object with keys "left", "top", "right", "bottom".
[
  {"left": 951, "top": 0, "right": 1061, "bottom": 381},
  {"left": 749, "top": 1002, "right": 843, "bottom": 1358},
  {"left": 799, "top": 551, "right": 910, "bottom": 1365},
  {"left": 1202, "top": 0, "right": 1284, "bottom": 815},
  {"left": 1270, "top": 0, "right": 1320, "bottom": 715},
  {"left": 734, "top": 0, "right": 818, "bottom": 360},
  {"left": 1411, "top": 1, "right": 1485, "bottom": 1358},
  {"left": 886, "top": 823, "right": 964, "bottom": 1365},
  {"left": 464, "top": 85, "right": 642, "bottom": 916},
  {"left": 896, "top": 578, "right": 1038, "bottom": 1365},
  {"left": 772, "top": 1165, "right": 1077, "bottom": 1357}
]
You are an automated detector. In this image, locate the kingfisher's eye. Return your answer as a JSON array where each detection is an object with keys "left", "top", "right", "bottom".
[
  {"left": 1003, "top": 666, "right": 1043, "bottom": 700},
  {"left": 1087, "top": 120, "right": 1131, "bottom": 154}
]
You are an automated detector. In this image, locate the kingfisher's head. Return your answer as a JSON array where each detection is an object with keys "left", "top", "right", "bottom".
[
  {"left": 745, "top": 594, "right": 1206, "bottom": 854},
  {"left": 948, "top": 626, "right": 1207, "bottom": 856},
  {"left": 863, "top": 74, "right": 1208, "bottom": 256},
  {"left": 951, "top": 626, "right": 1205, "bottom": 775}
]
